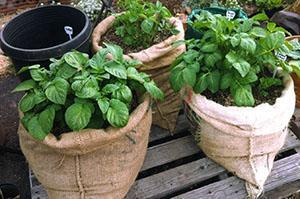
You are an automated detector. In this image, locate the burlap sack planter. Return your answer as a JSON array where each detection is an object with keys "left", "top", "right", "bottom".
[
  {"left": 19, "top": 96, "right": 152, "bottom": 199},
  {"left": 182, "top": 76, "right": 295, "bottom": 198},
  {"left": 92, "top": 15, "right": 186, "bottom": 132}
]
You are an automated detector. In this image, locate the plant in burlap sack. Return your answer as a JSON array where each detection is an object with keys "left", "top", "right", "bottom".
[
  {"left": 13, "top": 44, "right": 163, "bottom": 140},
  {"left": 113, "top": 0, "right": 179, "bottom": 49},
  {"left": 170, "top": 11, "right": 298, "bottom": 198},
  {"left": 171, "top": 11, "right": 298, "bottom": 106},
  {"left": 92, "top": 0, "right": 186, "bottom": 132}
]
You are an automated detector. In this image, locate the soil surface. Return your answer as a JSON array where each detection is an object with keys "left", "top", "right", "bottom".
[
  {"left": 102, "top": 26, "right": 172, "bottom": 54},
  {"left": 203, "top": 85, "right": 284, "bottom": 107}
]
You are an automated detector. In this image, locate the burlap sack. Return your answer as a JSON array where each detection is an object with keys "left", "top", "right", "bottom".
[
  {"left": 92, "top": 15, "right": 186, "bottom": 132},
  {"left": 0, "top": 54, "right": 14, "bottom": 77},
  {"left": 19, "top": 96, "right": 152, "bottom": 199},
  {"left": 182, "top": 76, "right": 295, "bottom": 198}
]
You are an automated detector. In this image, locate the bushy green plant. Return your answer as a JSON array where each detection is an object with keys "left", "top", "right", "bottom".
[
  {"left": 113, "top": 0, "right": 178, "bottom": 49},
  {"left": 13, "top": 44, "right": 164, "bottom": 140},
  {"left": 170, "top": 11, "right": 300, "bottom": 107}
]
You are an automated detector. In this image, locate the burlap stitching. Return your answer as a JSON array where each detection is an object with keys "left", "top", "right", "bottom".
[{"left": 75, "top": 155, "right": 85, "bottom": 199}]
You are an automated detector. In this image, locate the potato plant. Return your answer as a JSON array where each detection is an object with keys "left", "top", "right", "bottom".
[{"left": 14, "top": 44, "right": 164, "bottom": 140}]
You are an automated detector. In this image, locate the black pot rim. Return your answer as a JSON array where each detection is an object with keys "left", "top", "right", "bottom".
[{"left": 0, "top": 5, "right": 92, "bottom": 61}]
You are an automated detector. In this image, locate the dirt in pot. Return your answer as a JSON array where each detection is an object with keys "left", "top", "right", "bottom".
[
  {"left": 102, "top": 27, "right": 173, "bottom": 54},
  {"left": 203, "top": 84, "right": 284, "bottom": 107}
]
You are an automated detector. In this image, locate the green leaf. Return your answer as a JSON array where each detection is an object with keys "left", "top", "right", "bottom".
[
  {"left": 170, "top": 67, "right": 185, "bottom": 92},
  {"left": 231, "top": 84, "right": 255, "bottom": 107},
  {"left": 183, "top": 50, "right": 199, "bottom": 63},
  {"left": 231, "top": 34, "right": 240, "bottom": 47},
  {"left": 220, "top": 73, "right": 233, "bottom": 90},
  {"left": 104, "top": 60, "right": 127, "bottom": 79},
  {"left": 240, "top": 37, "right": 256, "bottom": 54},
  {"left": 194, "top": 74, "right": 208, "bottom": 93},
  {"left": 183, "top": 68, "right": 197, "bottom": 87},
  {"left": 65, "top": 103, "right": 92, "bottom": 131},
  {"left": 56, "top": 63, "right": 77, "bottom": 79},
  {"left": 102, "top": 84, "right": 120, "bottom": 94},
  {"left": 290, "top": 60, "right": 300, "bottom": 77},
  {"left": 13, "top": 80, "right": 36, "bottom": 92},
  {"left": 38, "top": 106, "right": 55, "bottom": 133},
  {"left": 251, "top": 13, "right": 269, "bottom": 21},
  {"left": 207, "top": 70, "right": 220, "bottom": 93},
  {"left": 259, "top": 77, "right": 282, "bottom": 90},
  {"left": 141, "top": 19, "right": 154, "bottom": 34},
  {"left": 19, "top": 93, "right": 36, "bottom": 112},
  {"left": 112, "top": 84, "right": 133, "bottom": 103},
  {"left": 104, "top": 43, "right": 124, "bottom": 61},
  {"left": 30, "top": 69, "right": 47, "bottom": 81},
  {"left": 200, "top": 43, "right": 218, "bottom": 53},
  {"left": 264, "top": 32, "right": 285, "bottom": 50},
  {"left": 237, "top": 70, "right": 258, "bottom": 84},
  {"left": 127, "top": 67, "right": 145, "bottom": 83},
  {"left": 107, "top": 99, "right": 129, "bottom": 128},
  {"left": 250, "top": 27, "right": 267, "bottom": 38},
  {"left": 89, "top": 50, "right": 107, "bottom": 72},
  {"left": 144, "top": 80, "right": 164, "bottom": 100},
  {"left": 226, "top": 51, "right": 250, "bottom": 77},
  {"left": 64, "top": 51, "right": 89, "bottom": 69},
  {"left": 74, "top": 77, "right": 99, "bottom": 98},
  {"left": 267, "top": 22, "right": 276, "bottom": 32},
  {"left": 45, "top": 78, "right": 70, "bottom": 105},
  {"left": 21, "top": 112, "right": 35, "bottom": 130},
  {"left": 27, "top": 116, "right": 49, "bottom": 140},
  {"left": 97, "top": 98, "right": 110, "bottom": 114},
  {"left": 204, "top": 52, "right": 222, "bottom": 67}
]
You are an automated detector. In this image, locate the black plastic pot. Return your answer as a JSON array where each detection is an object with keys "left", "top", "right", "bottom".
[{"left": 0, "top": 5, "right": 92, "bottom": 73}]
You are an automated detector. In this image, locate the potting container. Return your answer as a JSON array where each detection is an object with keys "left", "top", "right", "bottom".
[
  {"left": 182, "top": 75, "right": 295, "bottom": 198},
  {"left": 0, "top": 5, "right": 92, "bottom": 72},
  {"left": 92, "top": 15, "right": 186, "bottom": 132},
  {"left": 185, "top": 7, "right": 248, "bottom": 39},
  {"left": 19, "top": 96, "right": 152, "bottom": 198}
]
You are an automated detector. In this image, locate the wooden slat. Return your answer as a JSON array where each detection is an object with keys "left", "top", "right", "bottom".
[
  {"left": 142, "top": 135, "right": 199, "bottom": 171},
  {"left": 126, "top": 131, "right": 300, "bottom": 199},
  {"left": 263, "top": 180, "right": 300, "bottom": 198},
  {"left": 149, "top": 114, "right": 189, "bottom": 143},
  {"left": 172, "top": 153, "right": 300, "bottom": 199}
]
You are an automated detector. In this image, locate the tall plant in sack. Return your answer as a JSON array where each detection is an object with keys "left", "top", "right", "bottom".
[
  {"left": 92, "top": 0, "right": 186, "bottom": 132},
  {"left": 170, "top": 11, "right": 299, "bottom": 198},
  {"left": 14, "top": 44, "right": 163, "bottom": 198}
]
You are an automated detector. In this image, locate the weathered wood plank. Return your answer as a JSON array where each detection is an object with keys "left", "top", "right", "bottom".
[
  {"left": 32, "top": 131, "right": 299, "bottom": 199},
  {"left": 142, "top": 135, "right": 199, "bottom": 171},
  {"left": 172, "top": 153, "right": 300, "bottom": 199},
  {"left": 263, "top": 180, "right": 300, "bottom": 199},
  {"left": 126, "top": 131, "right": 300, "bottom": 199},
  {"left": 149, "top": 114, "right": 189, "bottom": 143}
]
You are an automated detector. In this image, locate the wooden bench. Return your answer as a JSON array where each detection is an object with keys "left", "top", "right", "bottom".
[{"left": 31, "top": 109, "right": 300, "bottom": 199}]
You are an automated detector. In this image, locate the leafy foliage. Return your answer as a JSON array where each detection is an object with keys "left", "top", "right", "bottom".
[
  {"left": 14, "top": 44, "right": 163, "bottom": 140},
  {"left": 113, "top": 0, "right": 178, "bottom": 48},
  {"left": 170, "top": 11, "right": 300, "bottom": 107}
]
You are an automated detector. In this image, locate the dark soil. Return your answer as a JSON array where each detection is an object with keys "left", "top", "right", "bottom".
[
  {"left": 102, "top": 25, "right": 173, "bottom": 54},
  {"left": 203, "top": 85, "right": 284, "bottom": 107}
]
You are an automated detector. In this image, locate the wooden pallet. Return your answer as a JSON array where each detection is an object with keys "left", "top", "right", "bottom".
[{"left": 31, "top": 110, "right": 300, "bottom": 199}]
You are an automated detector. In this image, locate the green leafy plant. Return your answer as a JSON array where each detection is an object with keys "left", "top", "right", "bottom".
[
  {"left": 170, "top": 11, "right": 300, "bottom": 107},
  {"left": 239, "top": 0, "right": 292, "bottom": 10},
  {"left": 113, "top": 0, "right": 178, "bottom": 49},
  {"left": 14, "top": 44, "right": 164, "bottom": 140}
]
